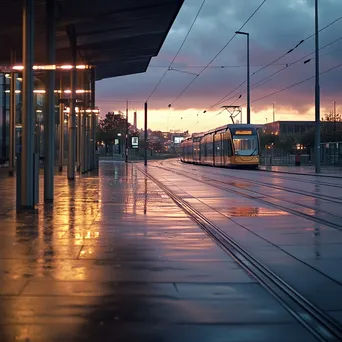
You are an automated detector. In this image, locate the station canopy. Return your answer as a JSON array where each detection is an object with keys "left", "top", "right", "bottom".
[{"left": 0, "top": 0, "right": 184, "bottom": 80}]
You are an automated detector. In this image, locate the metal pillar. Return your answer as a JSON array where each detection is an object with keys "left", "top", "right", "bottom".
[
  {"left": 58, "top": 74, "right": 64, "bottom": 172},
  {"left": 89, "top": 110, "right": 93, "bottom": 170},
  {"left": 272, "top": 102, "right": 275, "bottom": 123},
  {"left": 20, "top": 0, "right": 35, "bottom": 208},
  {"left": 246, "top": 33, "right": 250, "bottom": 124},
  {"left": 314, "top": 0, "right": 321, "bottom": 173},
  {"left": 9, "top": 50, "right": 16, "bottom": 177},
  {"left": 86, "top": 112, "right": 90, "bottom": 171},
  {"left": 76, "top": 72, "right": 82, "bottom": 172},
  {"left": 44, "top": 0, "right": 55, "bottom": 201},
  {"left": 90, "top": 68, "right": 96, "bottom": 170},
  {"left": 81, "top": 109, "right": 86, "bottom": 173},
  {"left": 144, "top": 102, "right": 147, "bottom": 166},
  {"left": 67, "top": 39, "right": 77, "bottom": 180},
  {"left": 85, "top": 72, "right": 90, "bottom": 172},
  {"left": 76, "top": 105, "right": 81, "bottom": 172},
  {"left": 125, "top": 100, "right": 128, "bottom": 163}
]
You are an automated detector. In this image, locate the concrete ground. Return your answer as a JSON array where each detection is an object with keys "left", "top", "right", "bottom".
[{"left": 1, "top": 160, "right": 342, "bottom": 341}]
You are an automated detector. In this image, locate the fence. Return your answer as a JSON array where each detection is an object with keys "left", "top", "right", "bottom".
[{"left": 261, "top": 141, "right": 342, "bottom": 166}]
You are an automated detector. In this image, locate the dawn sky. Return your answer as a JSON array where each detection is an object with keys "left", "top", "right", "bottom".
[{"left": 96, "top": 0, "right": 342, "bottom": 133}]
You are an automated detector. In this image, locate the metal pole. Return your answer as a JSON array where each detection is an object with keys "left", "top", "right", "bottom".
[
  {"left": 76, "top": 103, "right": 81, "bottom": 172},
  {"left": 272, "top": 103, "right": 275, "bottom": 122},
  {"left": 85, "top": 73, "right": 90, "bottom": 172},
  {"left": 314, "top": 0, "right": 321, "bottom": 174},
  {"left": 44, "top": 0, "right": 55, "bottom": 201},
  {"left": 90, "top": 68, "right": 96, "bottom": 170},
  {"left": 20, "top": 0, "right": 35, "bottom": 208},
  {"left": 144, "top": 102, "right": 147, "bottom": 166},
  {"left": 58, "top": 74, "right": 64, "bottom": 172},
  {"left": 246, "top": 33, "right": 250, "bottom": 124},
  {"left": 333, "top": 100, "right": 336, "bottom": 141},
  {"left": 77, "top": 71, "right": 83, "bottom": 172},
  {"left": 86, "top": 112, "right": 90, "bottom": 171},
  {"left": 68, "top": 41, "right": 77, "bottom": 180},
  {"left": 9, "top": 50, "right": 16, "bottom": 177},
  {"left": 80, "top": 102, "right": 86, "bottom": 174},
  {"left": 125, "top": 100, "right": 128, "bottom": 163}
]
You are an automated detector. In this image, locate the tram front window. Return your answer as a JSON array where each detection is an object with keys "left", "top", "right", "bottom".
[{"left": 233, "top": 135, "right": 258, "bottom": 156}]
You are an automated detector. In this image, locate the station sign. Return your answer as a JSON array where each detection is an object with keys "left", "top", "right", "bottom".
[
  {"left": 131, "top": 136, "right": 139, "bottom": 148},
  {"left": 174, "top": 136, "right": 184, "bottom": 144},
  {"left": 235, "top": 130, "right": 252, "bottom": 135}
]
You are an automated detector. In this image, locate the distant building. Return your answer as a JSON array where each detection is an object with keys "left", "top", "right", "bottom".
[{"left": 264, "top": 121, "right": 315, "bottom": 136}]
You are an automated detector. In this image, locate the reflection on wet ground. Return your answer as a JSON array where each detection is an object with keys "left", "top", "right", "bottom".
[
  {"left": 149, "top": 160, "right": 342, "bottom": 323},
  {"left": 0, "top": 162, "right": 317, "bottom": 341}
]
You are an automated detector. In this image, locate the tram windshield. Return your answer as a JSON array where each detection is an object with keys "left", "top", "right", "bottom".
[{"left": 233, "top": 135, "right": 258, "bottom": 156}]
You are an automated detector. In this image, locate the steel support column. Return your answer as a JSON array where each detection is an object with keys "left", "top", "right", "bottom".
[
  {"left": 90, "top": 68, "right": 96, "bottom": 170},
  {"left": 84, "top": 71, "right": 90, "bottom": 172},
  {"left": 80, "top": 110, "right": 86, "bottom": 174},
  {"left": 44, "top": 0, "right": 56, "bottom": 201},
  {"left": 86, "top": 112, "right": 90, "bottom": 172},
  {"left": 9, "top": 50, "right": 16, "bottom": 177},
  {"left": 58, "top": 74, "right": 64, "bottom": 172},
  {"left": 125, "top": 100, "right": 128, "bottom": 163},
  {"left": 314, "top": 0, "right": 321, "bottom": 173},
  {"left": 76, "top": 72, "right": 82, "bottom": 172},
  {"left": 144, "top": 102, "right": 147, "bottom": 166},
  {"left": 67, "top": 38, "right": 77, "bottom": 180},
  {"left": 20, "top": 0, "right": 35, "bottom": 208}
]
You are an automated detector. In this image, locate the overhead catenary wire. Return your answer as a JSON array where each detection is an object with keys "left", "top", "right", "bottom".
[
  {"left": 218, "top": 34, "right": 342, "bottom": 107},
  {"left": 145, "top": 0, "right": 207, "bottom": 102},
  {"left": 168, "top": 0, "right": 268, "bottom": 106},
  {"left": 251, "top": 61, "right": 342, "bottom": 103},
  {"left": 209, "top": 15, "right": 342, "bottom": 109}
]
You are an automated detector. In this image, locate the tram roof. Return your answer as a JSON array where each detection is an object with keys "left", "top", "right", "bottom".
[
  {"left": 190, "top": 124, "right": 257, "bottom": 139},
  {"left": 0, "top": 0, "right": 184, "bottom": 81}
]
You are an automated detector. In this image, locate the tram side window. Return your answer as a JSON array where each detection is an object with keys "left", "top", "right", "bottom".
[
  {"left": 215, "top": 139, "right": 221, "bottom": 156},
  {"left": 228, "top": 139, "right": 233, "bottom": 157},
  {"left": 223, "top": 137, "right": 228, "bottom": 156}
]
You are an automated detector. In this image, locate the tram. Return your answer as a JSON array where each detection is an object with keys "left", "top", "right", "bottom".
[{"left": 180, "top": 124, "right": 260, "bottom": 168}]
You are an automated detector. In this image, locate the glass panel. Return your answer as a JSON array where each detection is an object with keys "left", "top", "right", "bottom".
[{"left": 233, "top": 135, "right": 258, "bottom": 156}]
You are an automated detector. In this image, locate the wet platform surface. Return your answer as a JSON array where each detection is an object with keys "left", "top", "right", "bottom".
[
  {"left": 0, "top": 161, "right": 338, "bottom": 341},
  {"left": 259, "top": 165, "right": 342, "bottom": 177},
  {"left": 151, "top": 160, "right": 342, "bottom": 320}
]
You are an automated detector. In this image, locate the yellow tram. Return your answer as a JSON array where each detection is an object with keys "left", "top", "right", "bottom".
[{"left": 180, "top": 124, "right": 260, "bottom": 168}]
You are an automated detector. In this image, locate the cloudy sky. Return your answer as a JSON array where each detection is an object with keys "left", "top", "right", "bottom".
[{"left": 96, "top": 0, "right": 342, "bottom": 133}]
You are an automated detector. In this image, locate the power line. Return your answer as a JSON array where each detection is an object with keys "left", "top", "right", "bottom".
[
  {"left": 145, "top": 0, "right": 207, "bottom": 102},
  {"left": 219, "top": 34, "right": 342, "bottom": 106},
  {"left": 251, "top": 61, "right": 342, "bottom": 103},
  {"left": 168, "top": 0, "right": 268, "bottom": 106},
  {"left": 209, "top": 15, "right": 342, "bottom": 109}
]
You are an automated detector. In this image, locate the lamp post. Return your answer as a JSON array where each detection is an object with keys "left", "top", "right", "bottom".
[
  {"left": 272, "top": 102, "right": 275, "bottom": 122},
  {"left": 235, "top": 31, "right": 250, "bottom": 124}
]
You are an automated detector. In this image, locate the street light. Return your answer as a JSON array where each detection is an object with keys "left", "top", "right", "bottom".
[{"left": 235, "top": 31, "right": 250, "bottom": 124}]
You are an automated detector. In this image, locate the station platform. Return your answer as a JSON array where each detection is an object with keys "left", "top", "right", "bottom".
[
  {"left": 1, "top": 160, "right": 342, "bottom": 341},
  {"left": 259, "top": 165, "right": 342, "bottom": 178}
]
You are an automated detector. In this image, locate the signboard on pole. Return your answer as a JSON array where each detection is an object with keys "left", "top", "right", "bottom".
[{"left": 132, "top": 136, "right": 139, "bottom": 148}]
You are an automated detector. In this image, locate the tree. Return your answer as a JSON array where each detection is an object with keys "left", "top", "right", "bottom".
[
  {"left": 259, "top": 131, "right": 279, "bottom": 148},
  {"left": 277, "top": 134, "right": 298, "bottom": 152},
  {"left": 300, "top": 127, "right": 315, "bottom": 147},
  {"left": 96, "top": 112, "right": 132, "bottom": 149},
  {"left": 323, "top": 111, "right": 341, "bottom": 122}
]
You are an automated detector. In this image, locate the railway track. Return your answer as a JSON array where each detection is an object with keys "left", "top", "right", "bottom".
[
  {"left": 160, "top": 162, "right": 342, "bottom": 231},
  {"left": 171, "top": 161, "right": 342, "bottom": 205},
  {"left": 136, "top": 164, "right": 342, "bottom": 342}
]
